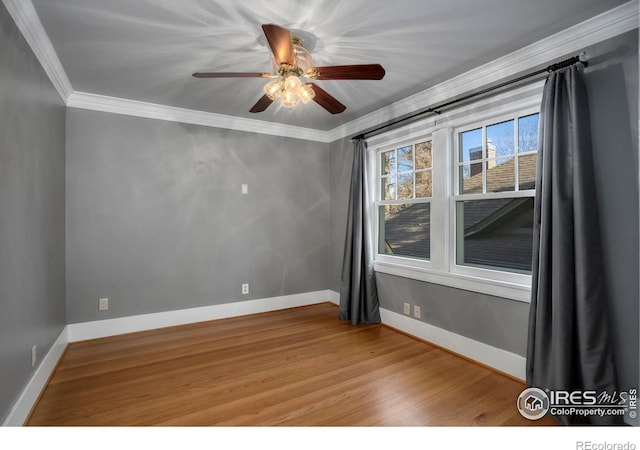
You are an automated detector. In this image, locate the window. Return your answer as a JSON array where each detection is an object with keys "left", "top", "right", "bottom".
[
  {"left": 454, "top": 113, "right": 539, "bottom": 275},
  {"left": 377, "top": 140, "right": 432, "bottom": 261},
  {"left": 368, "top": 86, "right": 542, "bottom": 302}
]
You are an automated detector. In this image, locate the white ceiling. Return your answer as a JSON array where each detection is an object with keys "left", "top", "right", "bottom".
[{"left": 28, "top": 0, "right": 629, "bottom": 131}]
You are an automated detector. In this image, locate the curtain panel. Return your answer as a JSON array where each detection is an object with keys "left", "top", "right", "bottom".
[
  {"left": 526, "top": 66, "right": 620, "bottom": 425},
  {"left": 339, "top": 139, "right": 381, "bottom": 325}
]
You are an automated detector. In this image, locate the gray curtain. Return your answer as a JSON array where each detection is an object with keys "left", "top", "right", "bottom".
[
  {"left": 339, "top": 138, "right": 381, "bottom": 324},
  {"left": 526, "top": 66, "right": 619, "bottom": 425}
]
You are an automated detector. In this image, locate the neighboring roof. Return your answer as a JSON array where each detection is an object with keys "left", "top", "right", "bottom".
[
  {"left": 462, "top": 153, "right": 537, "bottom": 194},
  {"left": 382, "top": 153, "right": 537, "bottom": 270},
  {"left": 461, "top": 198, "right": 534, "bottom": 271},
  {"left": 382, "top": 203, "right": 431, "bottom": 259}
]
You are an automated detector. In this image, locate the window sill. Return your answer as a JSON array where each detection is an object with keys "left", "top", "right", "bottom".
[{"left": 373, "top": 260, "right": 531, "bottom": 303}]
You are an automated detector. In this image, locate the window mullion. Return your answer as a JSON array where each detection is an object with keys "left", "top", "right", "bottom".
[
  {"left": 412, "top": 144, "right": 416, "bottom": 199},
  {"left": 393, "top": 148, "right": 398, "bottom": 200},
  {"left": 514, "top": 114, "right": 520, "bottom": 191},
  {"left": 482, "top": 126, "right": 487, "bottom": 194},
  {"left": 430, "top": 128, "right": 449, "bottom": 272}
]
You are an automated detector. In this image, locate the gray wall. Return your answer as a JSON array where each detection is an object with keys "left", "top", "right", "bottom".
[
  {"left": 65, "top": 109, "right": 330, "bottom": 323},
  {"left": 375, "top": 274, "right": 531, "bottom": 355},
  {"left": 0, "top": 4, "right": 67, "bottom": 422},
  {"left": 329, "top": 31, "right": 639, "bottom": 389}
]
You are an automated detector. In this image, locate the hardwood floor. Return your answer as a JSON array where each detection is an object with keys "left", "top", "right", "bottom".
[{"left": 28, "top": 303, "right": 557, "bottom": 426}]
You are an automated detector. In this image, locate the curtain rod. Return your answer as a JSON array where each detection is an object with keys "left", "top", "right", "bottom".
[{"left": 351, "top": 53, "right": 588, "bottom": 141}]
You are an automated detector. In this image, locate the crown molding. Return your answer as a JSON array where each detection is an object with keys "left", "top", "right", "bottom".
[
  {"left": 67, "top": 91, "right": 332, "bottom": 143},
  {"left": 332, "top": 0, "right": 639, "bottom": 142},
  {"left": 5, "top": 0, "right": 637, "bottom": 142},
  {"left": 4, "top": 0, "right": 330, "bottom": 142},
  {"left": 2, "top": 0, "right": 73, "bottom": 102}
]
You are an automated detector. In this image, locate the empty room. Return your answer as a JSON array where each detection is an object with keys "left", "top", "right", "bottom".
[{"left": 1, "top": 0, "right": 638, "bottom": 442}]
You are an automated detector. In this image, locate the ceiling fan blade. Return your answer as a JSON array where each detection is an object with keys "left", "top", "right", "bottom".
[
  {"left": 192, "top": 72, "right": 271, "bottom": 78},
  {"left": 262, "top": 24, "right": 295, "bottom": 67},
  {"left": 311, "top": 64, "right": 386, "bottom": 80},
  {"left": 249, "top": 94, "right": 274, "bottom": 113},
  {"left": 308, "top": 83, "right": 346, "bottom": 114}
]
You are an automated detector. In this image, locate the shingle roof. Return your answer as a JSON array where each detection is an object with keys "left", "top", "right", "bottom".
[
  {"left": 462, "top": 153, "right": 537, "bottom": 194},
  {"left": 382, "top": 203, "right": 430, "bottom": 259},
  {"left": 382, "top": 153, "right": 537, "bottom": 270}
]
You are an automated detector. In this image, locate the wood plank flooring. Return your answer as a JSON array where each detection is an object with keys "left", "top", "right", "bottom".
[{"left": 28, "top": 303, "right": 557, "bottom": 426}]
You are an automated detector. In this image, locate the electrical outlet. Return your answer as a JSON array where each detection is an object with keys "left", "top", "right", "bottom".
[
  {"left": 414, "top": 305, "right": 421, "bottom": 319},
  {"left": 31, "top": 344, "right": 37, "bottom": 367},
  {"left": 242, "top": 283, "right": 249, "bottom": 295},
  {"left": 403, "top": 302, "right": 411, "bottom": 315},
  {"left": 241, "top": 184, "right": 248, "bottom": 194},
  {"left": 99, "top": 297, "right": 109, "bottom": 311}
]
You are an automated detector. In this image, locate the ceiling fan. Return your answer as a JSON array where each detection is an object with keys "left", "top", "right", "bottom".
[{"left": 192, "top": 24, "right": 385, "bottom": 114}]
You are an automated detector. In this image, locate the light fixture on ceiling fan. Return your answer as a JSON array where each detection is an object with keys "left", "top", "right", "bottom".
[
  {"left": 192, "top": 24, "right": 386, "bottom": 114},
  {"left": 262, "top": 37, "right": 317, "bottom": 108}
]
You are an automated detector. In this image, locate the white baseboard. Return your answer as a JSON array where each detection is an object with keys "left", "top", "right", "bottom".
[
  {"left": 379, "top": 307, "right": 526, "bottom": 380},
  {"left": 327, "top": 289, "right": 340, "bottom": 305},
  {"left": 67, "top": 290, "right": 333, "bottom": 342},
  {"left": 326, "top": 290, "right": 524, "bottom": 379},
  {"left": 2, "top": 326, "right": 69, "bottom": 426}
]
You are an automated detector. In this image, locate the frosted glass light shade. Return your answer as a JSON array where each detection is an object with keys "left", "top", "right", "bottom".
[
  {"left": 299, "top": 84, "right": 315, "bottom": 104},
  {"left": 263, "top": 79, "right": 283, "bottom": 100},
  {"left": 280, "top": 89, "right": 298, "bottom": 108}
]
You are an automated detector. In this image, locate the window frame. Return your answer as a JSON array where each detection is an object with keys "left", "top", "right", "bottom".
[
  {"left": 367, "top": 84, "right": 543, "bottom": 303},
  {"left": 374, "top": 133, "right": 435, "bottom": 271},
  {"left": 450, "top": 106, "right": 540, "bottom": 286}
]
